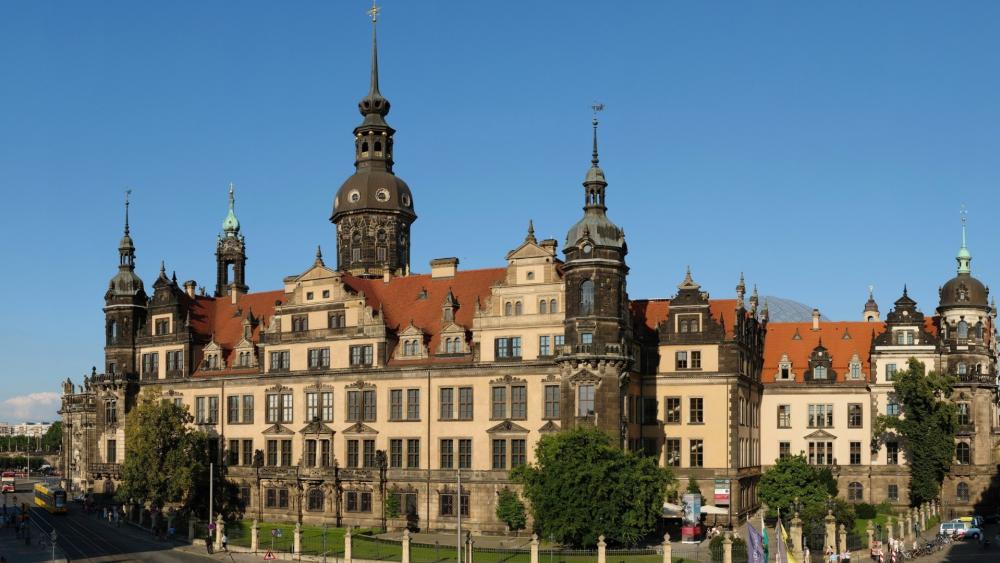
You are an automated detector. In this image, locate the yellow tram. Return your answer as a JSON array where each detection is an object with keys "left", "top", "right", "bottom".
[{"left": 33, "top": 482, "right": 67, "bottom": 514}]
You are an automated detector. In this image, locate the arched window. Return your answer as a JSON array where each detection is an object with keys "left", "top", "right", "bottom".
[
  {"left": 307, "top": 488, "right": 324, "bottom": 511},
  {"left": 105, "top": 399, "right": 118, "bottom": 425},
  {"left": 361, "top": 141, "right": 369, "bottom": 154},
  {"left": 975, "top": 322, "right": 983, "bottom": 339},
  {"left": 956, "top": 442, "right": 971, "bottom": 465},
  {"left": 374, "top": 140, "right": 382, "bottom": 153},
  {"left": 957, "top": 482, "right": 970, "bottom": 502},
  {"left": 514, "top": 301, "right": 523, "bottom": 316},
  {"left": 848, "top": 482, "right": 864, "bottom": 501},
  {"left": 352, "top": 231, "right": 363, "bottom": 262},
  {"left": 504, "top": 302, "right": 512, "bottom": 316},
  {"left": 538, "top": 300, "right": 547, "bottom": 314},
  {"left": 957, "top": 320, "right": 969, "bottom": 339},
  {"left": 580, "top": 280, "right": 594, "bottom": 315},
  {"left": 550, "top": 299, "right": 557, "bottom": 313},
  {"left": 526, "top": 271, "right": 534, "bottom": 280}
]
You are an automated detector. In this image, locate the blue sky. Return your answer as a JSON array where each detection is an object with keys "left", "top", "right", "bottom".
[{"left": 2, "top": 1, "right": 999, "bottom": 421}]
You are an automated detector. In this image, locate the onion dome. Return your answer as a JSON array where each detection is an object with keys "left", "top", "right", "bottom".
[
  {"left": 222, "top": 183, "right": 240, "bottom": 235},
  {"left": 939, "top": 213, "right": 989, "bottom": 309}
]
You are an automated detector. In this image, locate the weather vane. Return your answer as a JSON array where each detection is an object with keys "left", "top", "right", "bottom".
[
  {"left": 592, "top": 102, "right": 605, "bottom": 120},
  {"left": 368, "top": 0, "right": 380, "bottom": 23},
  {"left": 125, "top": 188, "right": 132, "bottom": 205},
  {"left": 960, "top": 203, "right": 967, "bottom": 226}
]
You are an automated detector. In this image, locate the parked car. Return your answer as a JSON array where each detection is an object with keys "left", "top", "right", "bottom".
[{"left": 939, "top": 521, "right": 966, "bottom": 537}]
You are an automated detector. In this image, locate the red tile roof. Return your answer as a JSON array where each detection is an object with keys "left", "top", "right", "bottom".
[
  {"left": 188, "top": 290, "right": 284, "bottom": 377},
  {"left": 343, "top": 268, "right": 507, "bottom": 364},
  {"left": 762, "top": 321, "right": 882, "bottom": 384},
  {"left": 630, "top": 298, "right": 743, "bottom": 336}
]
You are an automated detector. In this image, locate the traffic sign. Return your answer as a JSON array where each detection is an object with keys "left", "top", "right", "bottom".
[{"left": 263, "top": 549, "right": 276, "bottom": 560}]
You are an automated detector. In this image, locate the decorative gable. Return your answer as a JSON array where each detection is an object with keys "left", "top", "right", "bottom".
[
  {"left": 487, "top": 420, "right": 529, "bottom": 434},
  {"left": 397, "top": 321, "right": 428, "bottom": 359},
  {"left": 342, "top": 422, "right": 378, "bottom": 435},
  {"left": 202, "top": 338, "right": 224, "bottom": 370},
  {"left": 300, "top": 420, "right": 335, "bottom": 436},
  {"left": 437, "top": 322, "right": 468, "bottom": 355},
  {"left": 263, "top": 423, "right": 295, "bottom": 435},
  {"left": 538, "top": 420, "right": 560, "bottom": 433}
]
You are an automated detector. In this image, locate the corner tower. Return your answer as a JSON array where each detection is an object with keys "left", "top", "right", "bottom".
[
  {"left": 104, "top": 192, "right": 147, "bottom": 375},
  {"left": 331, "top": 3, "right": 416, "bottom": 278},
  {"left": 215, "top": 184, "right": 248, "bottom": 297},
  {"left": 556, "top": 108, "right": 632, "bottom": 443}
]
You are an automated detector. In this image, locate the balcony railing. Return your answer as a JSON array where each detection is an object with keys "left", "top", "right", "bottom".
[
  {"left": 957, "top": 423, "right": 976, "bottom": 435},
  {"left": 262, "top": 326, "right": 357, "bottom": 344},
  {"left": 955, "top": 373, "right": 996, "bottom": 385},
  {"left": 90, "top": 462, "right": 122, "bottom": 478}
]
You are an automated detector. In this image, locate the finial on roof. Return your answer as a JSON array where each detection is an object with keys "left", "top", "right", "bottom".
[
  {"left": 736, "top": 272, "right": 746, "bottom": 308},
  {"left": 903, "top": 284, "right": 908, "bottom": 297},
  {"left": 222, "top": 183, "right": 241, "bottom": 235},
  {"left": 124, "top": 189, "right": 132, "bottom": 235},
  {"left": 172, "top": 270, "right": 177, "bottom": 284},
  {"left": 749, "top": 284, "right": 759, "bottom": 314},
  {"left": 957, "top": 204, "right": 972, "bottom": 275},
  {"left": 591, "top": 103, "right": 604, "bottom": 167},
  {"left": 761, "top": 298, "right": 770, "bottom": 321},
  {"left": 525, "top": 220, "right": 537, "bottom": 244},
  {"left": 315, "top": 245, "right": 325, "bottom": 267},
  {"left": 160, "top": 260, "right": 166, "bottom": 276}
]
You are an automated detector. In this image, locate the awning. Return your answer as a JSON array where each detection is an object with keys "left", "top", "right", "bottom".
[{"left": 663, "top": 502, "right": 729, "bottom": 516}]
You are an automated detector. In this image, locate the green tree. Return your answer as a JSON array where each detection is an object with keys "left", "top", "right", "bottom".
[
  {"left": 512, "top": 426, "right": 674, "bottom": 548},
  {"left": 385, "top": 488, "right": 401, "bottom": 519},
  {"left": 495, "top": 488, "right": 527, "bottom": 532},
  {"left": 759, "top": 454, "right": 833, "bottom": 515},
  {"left": 42, "top": 422, "right": 62, "bottom": 453},
  {"left": 876, "top": 358, "right": 957, "bottom": 506},
  {"left": 116, "top": 390, "right": 210, "bottom": 512},
  {"left": 686, "top": 477, "right": 703, "bottom": 502}
]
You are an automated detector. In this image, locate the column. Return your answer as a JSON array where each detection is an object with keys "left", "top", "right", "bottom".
[
  {"left": 251, "top": 519, "right": 259, "bottom": 553},
  {"left": 597, "top": 535, "right": 607, "bottom": 563},
  {"left": 345, "top": 527, "right": 353, "bottom": 563},
  {"left": 531, "top": 534, "right": 540, "bottom": 563},
  {"left": 904, "top": 512, "right": 912, "bottom": 540},
  {"left": 662, "top": 533, "right": 672, "bottom": 563},
  {"left": 838, "top": 524, "right": 847, "bottom": 555},
  {"left": 402, "top": 529, "right": 411, "bottom": 563},
  {"left": 896, "top": 518, "right": 904, "bottom": 542},
  {"left": 723, "top": 532, "right": 733, "bottom": 563},
  {"left": 294, "top": 522, "right": 302, "bottom": 559},
  {"left": 215, "top": 514, "right": 224, "bottom": 551},
  {"left": 825, "top": 510, "right": 836, "bottom": 552},
  {"left": 790, "top": 512, "right": 803, "bottom": 562},
  {"left": 466, "top": 532, "right": 475, "bottom": 563}
]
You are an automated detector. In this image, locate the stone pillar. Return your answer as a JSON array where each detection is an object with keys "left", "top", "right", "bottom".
[
  {"left": 345, "top": 527, "right": 353, "bottom": 563},
  {"left": 838, "top": 523, "right": 847, "bottom": 555},
  {"left": 188, "top": 518, "right": 197, "bottom": 541},
  {"left": 597, "top": 535, "right": 606, "bottom": 563},
  {"left": 904, "top": 512, "right": 912, "bottom": 540},
  {"left": 790, "top": 512, "right": 803, "bottom": 562},
  {"left": 294, "top": 522, "right": 302, "bottom": 559},
  {"left": 886, "top": 518, "right": 894, "bottom": 544},
  {"left": 662, "top": 533, "right": 672, "bottom": 563},
  {"left": 215, "top": 514, "right": 224, "bottom": 551},
  {"left": 251, "top": 519, "right": 259, "bottom": 553},
  {"left": 896, "top": 517, "right": 904, "bottom": 542},
  {"left": 825, "top": 510, "right": 837, "bottom": 552},
  {"left": 723, "top": 532, "right": 733, "bottom": 563},
  {"left": 866, "top": 520, "right": 874, "bottom": 551},
  {"left": 530, "top": 534, "right": 539, "bottom": 563},
  {"left": 402, "top": 529, "right": 411, "bottom": 563},
  {"left": 466, "top": 532, "right": 474, "bottom": 563}
]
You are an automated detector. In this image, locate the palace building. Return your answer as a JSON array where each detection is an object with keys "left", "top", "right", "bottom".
[{"left": 59, "top": 10, "right": 999, "bottom": 532}]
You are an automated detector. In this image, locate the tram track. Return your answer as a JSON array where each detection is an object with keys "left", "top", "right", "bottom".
[{"left": 31, "top": 505, "right": 145, "bottom": 562}]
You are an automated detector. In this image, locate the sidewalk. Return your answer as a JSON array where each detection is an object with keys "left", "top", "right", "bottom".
[{"left": 0, "top": 520, "right": 68, "bottom": 563}]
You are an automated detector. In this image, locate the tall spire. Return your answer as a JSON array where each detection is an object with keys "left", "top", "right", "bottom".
[
  {"left": 124, "top": 188, "right": 131, "bottom": 235},
  {"left": 359, "top": 0, "right": 390, "bottom": 121},
  {"left": 118, "top": 189, "right": 135, "bottom": 269},
  {"left": 583, "top": 103, "right": 608, "bottom": 211},
  {"left": 222, "top": 183, "right": 240, "bottom": 236},
  {"left": 957, "top": 206, "right": 971, "bottom": 275}
]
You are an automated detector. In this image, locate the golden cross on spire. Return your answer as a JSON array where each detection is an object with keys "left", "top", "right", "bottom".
[{"left": 368, "top": 0, "right": 380, "bottom": 23}]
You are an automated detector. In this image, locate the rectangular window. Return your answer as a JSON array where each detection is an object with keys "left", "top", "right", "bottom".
[
  {"left": 691, "top": 350, "right": 702, "bottom": 369},
  {"left": 407, "top": 389, "right": 420, "bottom": 420},
  {"left": 269, "top": 351, "right": 290, "bottom": 371},
  {"left": 440, "top": 494, "right": 454, "bottom": 517},
  {"left": 348, "top": 390, "right": 376, "bottom": 422},
  {"left": 779, "top": 442, "right": 791, "bottom": 460},
  {"left": 291, "top": 314, "right": 308, "bottom": 332},
  {"left": 665, "top": 397, "right": 681, "bottom": 424},
  {"left": 886, "top": 399, "right": 900, "bottom": 417},
  {"left": 440, "top": 388, "right": 454, "bottom": 420},
  {"left": 848, "top": 403, "right": 863, "bottom": 428},
  {"left": 346, "top": 491, "right": 357, "bottom": 512},
  {"left": 887, "top": 484, "right": 899, "bottom": 502},
  {"left": 458, "top": 388, "right": 473, "bottom": 420},
  {"left": 266, "top": 394, "right": 280, "bottom": 423},
  {"left": 229, "top": 439, "right": 240, "bottom": 465},
  {"left": 307, "top": 348, "right": 330, "bottom": 369},
  {"left": 808, "top": 441, "right": 834, "bottom": 465},
  {"left": 458, "top": 439, "right": 472, "bottom": 469},
  {"left": 492, "top": 439, "right": 507, "bottom": 470},
  {"left": 306, "top": 392, "right": 319, "bottom": 421},
  {"left": 958, "top": 403, "right": 971, "bottom": 425},
  {"left": 510, "top": 385, "right": 527, "bottom": 419},
  {"left": 321, "top": 391, "right": 333, "bottom": 422},
  {"left": 363, "top": 389, "right": 376, "bottom": 421},
  {"left": 305, "top": 439, "right": 317, "bottom": 467},
  {"left": 242, "top": 395, "right": 254, "bottom": 424},
  {"left": 266, "top": 488, "right": 276, "bottom": 508},
  {"left": 675, "top": 351, "right": 688, "bottom": 369},
  {"left": 807, "top": 404, "right": 834, "bottom": 428},
  {"left": 349, "top": 345, "right": 374, "bottom": 366},
  {"left": 689, "top": 397, "right": 704, "bottom": 424},
  {"left": 544, "top": 385, "right": 560, "bottom": 419},
  {"left": 390, "top": 439, "right": 403, "bottom": 468},
  {"left": 665, "top": 439, "right": 681, "bottom": 467},
  {"left": 347, "top": 391, "right": 361, "bottom": 422},
  {"left": 278, "top": 489, "right": 289, "bottom": 509},
  {"left": 195, "top": 397, "right": 206, "bottom": 423},
  {"left": 281, "top": 394, "right": 292, "bottom": 423},
  {"left": 266, "top": 440, "right": 278, "bottom": 466},
  {"left": 554, "top": 335, "right": 565, "bottom": 350},
  {"left": 207, "top": 396, "right": 219, "bottom": 424},
  {"left": 320, "top": 439, "right": 330, "bottom": 467},
  {"left": 155, "top": 318, "right": 169, "bottom": 335},
  {"left": 690, "top": 439, "right": 704, "bottom": 467},
  {"left": 440, "top": 439, "right": 454, "bottom": 469},
  {"left": 777, "top": 404, "right": 791, "bottom": 428},
  {"left": 166, "top": 350, "right": 183, "bottom": 372},
  {"left": 142, "top": 353, "right": 159, "bottom": 376},
  {"left": 363, "top": 439, "right": 376, "bottom": 468},
  {"left": 491, "top": 386, "right": 507, "bottom": 419},
  {"left": 407, "top": 439, "right": 420, "bottom": 468},
  {"left": 280, "top": 439, "right": 292, "bottom": 466},
  {"left": 850, "top": 441, "right": 861, "bottom": 465},
  {"left": 511, "top": 439, "right": 526, "bottom": 468},
  {"left": 886, "top": 442, "right": 899, "bottom": 465},
  {"left": 347, "top": 440, "right": 359, "bottom": 468},
  {"left": 242, "top": 439, "right": 253, "bottom": 466},
  {"left": 240, "top": 486, "right": 251, "bottom": 508},
  {"left": 494, "top": 337, "right": 522, "bottom": 359},
  {"left": 390, "top": 389, "right": 403, "bottom": 421},
  {"left": 578, "top": 384, "right": 595, "bottom": 416},
  {"left": 539, "top": 335, "right": 551, "bottom": 357},
  {"left": 886, "top": 363, "right": 897, "bottom": 380},
  {"left": 107, "top": 439, "right": 117, "bottom": 463}
]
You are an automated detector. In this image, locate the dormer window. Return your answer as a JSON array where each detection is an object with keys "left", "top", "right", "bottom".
[
  {"left": 204, "top": 353, "right": 220, "bottom": 370},
  {"left": 444, "top": 337, "right": 462, "bottom": 354},
  {"left": 155, "top": 318, "right": 170, "bottom": 336},
  {"left": 292, "top": 315, "right": 308, "bottom": 332},
  {"left": 895, "top": 331, "right": 914, "bottom": 345},
  {"left": 849, "top": 358, "right": 862, "bottom": 379},
  {"left": 403, "top": 339, "right": 421, "bottom": 357},
  {"left": 813, "top": 366, "right": 828, "bottom": 380},
  {"left": 779, "top": 362, "right": 791, "bottom": 380},
  {"left": 678, "top": 316, "right": 700, "bottom": 333}
]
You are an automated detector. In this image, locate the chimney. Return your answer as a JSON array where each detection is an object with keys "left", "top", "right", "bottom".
[
  {"left": 230, "top": 282, "right": 244, "bottom": 305},
  {"left": 184, "top": 280, "right": 197, "bottom": 298},
  {"left": 539, "top": 239, "right": 558, "bottom": 256},
  {"left": 812, "top": 308, "right": 821, "bottom": 331},
  {"left": 430, "top": 257, "right": 459, "bottom": 279}
]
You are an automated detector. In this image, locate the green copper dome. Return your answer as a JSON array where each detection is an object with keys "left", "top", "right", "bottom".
[{"left": 222, "top": 184, "right": 240, "bottom": 235}]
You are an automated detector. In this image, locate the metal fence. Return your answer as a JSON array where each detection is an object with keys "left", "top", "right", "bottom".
[{"left": 353, "top": 533, "right": 404, "bottom": 561}]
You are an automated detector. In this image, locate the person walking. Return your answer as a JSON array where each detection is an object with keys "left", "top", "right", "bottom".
[{"left": 221, "top": 532, "right": 228, "bottom": 551}]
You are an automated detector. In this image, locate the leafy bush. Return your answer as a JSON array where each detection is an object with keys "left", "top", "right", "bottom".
[
  {"left": 856, "top": 503, "right": 877, "bottom": 519},
  {"left": 876, "top": 501, "right": 895, "bottom": 515}
]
